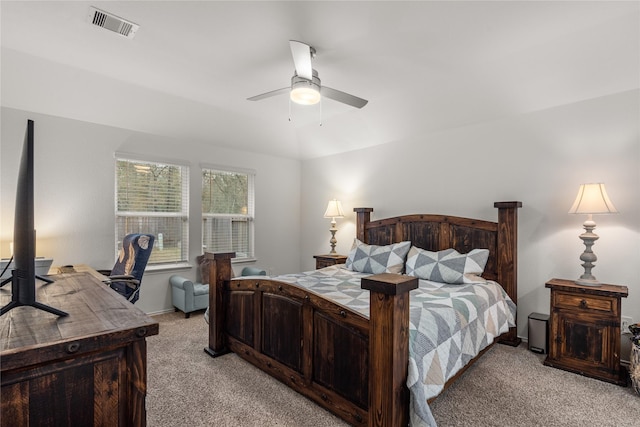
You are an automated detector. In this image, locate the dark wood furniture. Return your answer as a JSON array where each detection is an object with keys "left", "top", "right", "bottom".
[
  {"left": 544, "top": 278, "right": 628, "bottom": 385},
  {"left": 205, "top": 201, "right": 521, "bottom": 427},
  {"left": 1, "top": 270, "right": 159, "bottom": 426},
  {"left": 313, "top": 254, "right": 348, "bottom": 269}
]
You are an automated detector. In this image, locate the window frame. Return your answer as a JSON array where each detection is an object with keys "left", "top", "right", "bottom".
[{"left": 114, "top": 153, "right": 190, "bottom": 268}]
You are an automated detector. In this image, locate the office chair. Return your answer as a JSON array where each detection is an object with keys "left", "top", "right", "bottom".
[{"left": 99, "top": 233, "right": 155, "bottom": 304}]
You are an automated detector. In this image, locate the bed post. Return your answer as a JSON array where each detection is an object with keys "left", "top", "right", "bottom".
[
  {"left": 362, "top": 273, "right": 418, "bottom": 427},
  {"left": 494, "top": 201, "right": 522, "bottom": 347},
  {"left": 204, "top": 251, "right": 235, "bottom": 358},
  {"left": 354, "top": 207, "right": 374, "bottom": 242}
]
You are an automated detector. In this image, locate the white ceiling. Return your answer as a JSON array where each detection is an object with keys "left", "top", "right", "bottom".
[{"left": 1, "top": 1, "right": 638, "bottom": 159}]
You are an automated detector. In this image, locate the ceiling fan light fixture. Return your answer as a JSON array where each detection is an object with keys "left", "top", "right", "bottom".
[
  {"left": 290, "top": 86, "right": 321, "bottom": 105},
  {"left": 248, "top": 42, "right": 368, "bottom": 109},
  {"left": 290, "top": 71, "right": 321, "bottom": 105}
]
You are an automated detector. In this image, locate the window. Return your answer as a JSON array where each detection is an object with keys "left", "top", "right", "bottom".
[
  {"left": 202, "top": 167, "right": 255, "bottom": 261},
  {"left": 115, "top": 156, "right": 189, "bottom": 265}
]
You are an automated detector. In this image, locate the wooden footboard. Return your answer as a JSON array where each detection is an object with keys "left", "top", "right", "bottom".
[
  {"left": 204, "top": 252, "right": 417, "bottom": 426},
  {"left": 205, "top": 201, "right": 521, "bottom": 427}
]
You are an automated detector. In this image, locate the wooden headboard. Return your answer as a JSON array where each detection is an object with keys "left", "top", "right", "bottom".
[{"left": 354, "top": 201, "right": 522, "bottom": 345}]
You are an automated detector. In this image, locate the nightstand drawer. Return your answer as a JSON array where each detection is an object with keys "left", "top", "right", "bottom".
[
  {"left": 313, "top": 255, "right": 347, "bottom": 270},
  {"left": 316, "top": 258, "right": 336, "bottom": 269},
  {"left": 554, "top": 292, "right": 615, "bottom": 314}
]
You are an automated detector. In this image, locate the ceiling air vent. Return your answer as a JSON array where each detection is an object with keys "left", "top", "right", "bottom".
[{"left": 88, "top": 7, "right": 139, "bottom": 39}]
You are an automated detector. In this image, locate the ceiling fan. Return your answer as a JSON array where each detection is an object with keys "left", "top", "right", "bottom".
[{"left": 247, "top": 40, "right": 368, "bottom": 109}]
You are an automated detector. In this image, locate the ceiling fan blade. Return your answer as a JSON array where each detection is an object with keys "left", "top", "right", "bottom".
[
  {"left": 321, "top": 86, "right": 368, "bottom": 109},
  {"left": 289, "top": 40, "right": 313, "bottom": 80},
  {"left": 247, "top": 87, "right": 290, "bottom": 101}
]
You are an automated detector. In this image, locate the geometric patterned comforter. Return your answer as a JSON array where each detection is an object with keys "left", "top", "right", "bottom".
[{"left": 272, "top": 265, "right": 516, "bottom": 427}]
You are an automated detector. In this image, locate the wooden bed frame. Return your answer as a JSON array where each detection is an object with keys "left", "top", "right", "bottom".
[{"left": 205, "top": 201, "right": 521, "bottom": 427}]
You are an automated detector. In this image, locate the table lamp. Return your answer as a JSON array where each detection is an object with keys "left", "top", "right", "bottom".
[
  {"left": 323, "top": 199, "right": 345, "bottom": 254},
  {"left": 568, "top": 183, "right": 618, "bottom": 286}
]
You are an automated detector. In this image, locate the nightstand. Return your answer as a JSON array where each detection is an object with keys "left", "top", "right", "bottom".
[
  {"left": 313, "top": 254, "right": 347, "bottom": 269},
  {"left": 544, "top": 278, "right": 628, "bottom": 385}
]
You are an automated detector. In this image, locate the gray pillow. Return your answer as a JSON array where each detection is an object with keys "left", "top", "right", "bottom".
[
  {"left": 405, "top": 246, "right": 489, "bottom": 284},
  {"left": 345, "top": 239, "right": 411, "bottom": 274}
]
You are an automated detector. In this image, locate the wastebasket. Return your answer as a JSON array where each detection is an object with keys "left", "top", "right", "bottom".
[{"left": 630, "top": 323, "right": 640, "bottom": 396}]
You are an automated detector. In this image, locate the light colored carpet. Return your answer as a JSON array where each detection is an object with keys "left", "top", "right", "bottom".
[
  {"left": 429, "top": 342, "right": 640, "bottom": 426},
  {"left": 147, "top": 311, "right": 640, "bottom": 426}
]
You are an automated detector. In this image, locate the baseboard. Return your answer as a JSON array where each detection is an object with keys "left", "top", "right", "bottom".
[{"left": 147, "top": 308, "right": 177, "bottom": 316}]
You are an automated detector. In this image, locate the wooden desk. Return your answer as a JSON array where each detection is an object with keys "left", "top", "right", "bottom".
[
  {"left": 1, "top": 270, "right": 159, "bottom": 426},
  {"left": 49, "top": 263, "right": 109, "bottom": 280}
]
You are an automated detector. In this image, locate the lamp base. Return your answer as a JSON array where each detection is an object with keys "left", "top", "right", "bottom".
[
  {"left": 575, "top": 277, "right": 602, "bottom": 287},
  {"left": 575, "top": 218, "right": 601, "bottom": 287},
  {"left": 328, "top": 219, "right": 338, "bottom": 255}
]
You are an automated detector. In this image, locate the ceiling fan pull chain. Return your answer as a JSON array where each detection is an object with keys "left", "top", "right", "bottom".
[
  {"left": 319, "top": 99, "right": 323, "bottom": 126},
  {"left": 288, "top": 98, "right": 292, "bottom": 122}
]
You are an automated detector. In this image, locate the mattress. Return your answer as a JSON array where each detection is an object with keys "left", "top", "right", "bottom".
[{"left": 274, "top": 264, "right": 516, "bottom": 427}]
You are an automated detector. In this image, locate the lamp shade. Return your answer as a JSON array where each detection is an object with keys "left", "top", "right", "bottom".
[
  {"left": 568, "top": 183, "right": 618, "bottom": 215},
  {"left": 324, "top": 199, "right": 345, "bottom": 218}
]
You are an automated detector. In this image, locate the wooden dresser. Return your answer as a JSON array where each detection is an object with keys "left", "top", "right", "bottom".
[
  {"left": 544, "top": 278, "right": 628, "bottom": 385},
  {"left": 1, "top": 270, "right": 159, "bottom": 426}
]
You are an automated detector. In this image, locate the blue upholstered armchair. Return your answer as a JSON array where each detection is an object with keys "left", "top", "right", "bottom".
[
  {"left": 240, "top": 266, "right": 267, "bottom": 277},
  {"left": 170, "top": 255, "right": 211, "bottom": 318},
  {"left": 170, "top": 276, "right": 209, "bottom": 319}
]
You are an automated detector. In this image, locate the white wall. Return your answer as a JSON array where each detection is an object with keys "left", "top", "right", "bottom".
[
  {"left": 2, "top": 93, "right": 637, "bottom": 336},
  {"left": 300, "top": 89, "right": 640, "bottom": 339},
  {"left": 1, "top": 107, "right": 301, "bottom": 314}
]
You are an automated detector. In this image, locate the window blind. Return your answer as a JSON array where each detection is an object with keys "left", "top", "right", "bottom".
[
  {"left": 116, "top": 158, "right": 189, "bottom": 265},
  {"left": 202, "top": 168, "right": 255, "bottom": 260}
]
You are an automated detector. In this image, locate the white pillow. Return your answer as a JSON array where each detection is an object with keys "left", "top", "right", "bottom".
[
  {"left": 345, "top": 239, "right": 411, "bottom": 274},
  {"left": 405, "top": 246, "right": 489, "bottom": 284}
]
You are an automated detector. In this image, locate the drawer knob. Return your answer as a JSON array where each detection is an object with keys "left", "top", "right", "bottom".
[
  {"left": 66, "top": 342, "right": 80, "bottom": 353},
  {"left": 580, "top": 299, "right": 588, "bottom": 308}
]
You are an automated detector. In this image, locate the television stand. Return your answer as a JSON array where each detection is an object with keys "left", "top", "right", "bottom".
[
  {"left": 0, "top": 274, "right": 53, "bottom": 287},
  {"left": 0, "top": 300, "right": 67, "bottom": 317},
  {"left": 0, "top": 273, "right": 66, "bottom": 316}
]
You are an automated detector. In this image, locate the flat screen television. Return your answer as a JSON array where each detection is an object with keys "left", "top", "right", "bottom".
[{"left": 0, "top": 119, "right": 67, "bottom": 316}]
